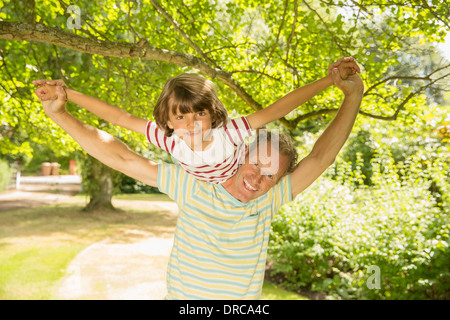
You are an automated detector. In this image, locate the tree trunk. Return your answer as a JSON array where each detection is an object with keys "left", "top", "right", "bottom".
[{"left": 82, "top": 155, "right": 115, "bottom": 212}]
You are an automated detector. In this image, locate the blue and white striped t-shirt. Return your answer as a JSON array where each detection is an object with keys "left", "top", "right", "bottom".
[{"left": 158, "top": 162, "right": 292, "bottom": 299}]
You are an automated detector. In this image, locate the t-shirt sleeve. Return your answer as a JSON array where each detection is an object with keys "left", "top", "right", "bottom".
[
  {"left": 158, "top": 162, "right": 180, "bottom": 201},
  {"left": 157, "top": 161, "right": 195, "bottom": 205},
  {"left": 146, "top": 120, "right": 175, "bottom": 153},
  {"left": 270, "top": 174, "right": 292, "bottom": 215},
  {"left": 223, "top": 117, "right": 253, "bottom": 146}
]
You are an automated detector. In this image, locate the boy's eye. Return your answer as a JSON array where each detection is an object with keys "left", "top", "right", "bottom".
[
  {"left": 197, "top": 111, "right": 207, "bottom": 116},
  {"left": 176, "top": 115, "right": 184, "bottom": 120}
]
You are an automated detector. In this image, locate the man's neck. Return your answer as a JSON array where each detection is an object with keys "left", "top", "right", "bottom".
[{"left": 221, "top": 177, "right": 244, "bottom": 203}]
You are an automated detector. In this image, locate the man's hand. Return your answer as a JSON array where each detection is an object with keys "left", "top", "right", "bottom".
[
  {"left": 328, "top": 57, "right": 364, "bottom": 96},
  {"left": 35, "top": 85, "right": 68, "bottom": 115},
  {"left": 33, "top": 79, "right": 68, "bottom": 88},
  {"left": 33, "top": 79, "right": 68, "bottom": 101},
  {"left": 331, "top": 69, "right": 364, "bottom": 97},
  {"left": 34, "top": 83, "right": 58, "bottom": 101},
  {"left": 328, "top": 57, "right": 361, "bottom": 80}
]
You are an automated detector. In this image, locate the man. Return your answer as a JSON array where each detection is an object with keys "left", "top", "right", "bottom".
[{"left": 36, "top": 58, "right": 364, "bottom": 299}]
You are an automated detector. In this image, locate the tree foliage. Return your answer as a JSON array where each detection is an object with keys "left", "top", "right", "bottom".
[{"left": 0, "top": 0, "right": 448, "bottom": 206}]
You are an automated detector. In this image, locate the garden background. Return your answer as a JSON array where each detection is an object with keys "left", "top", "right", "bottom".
[{"left": 0, "top": 0, "right": 449, "bottom": 299}]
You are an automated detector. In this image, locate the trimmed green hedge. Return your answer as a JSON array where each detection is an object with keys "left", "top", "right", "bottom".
[{"left": 268, "top": 154, "right": 449, "bottom": 299}]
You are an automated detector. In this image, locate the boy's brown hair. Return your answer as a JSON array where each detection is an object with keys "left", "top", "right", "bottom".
[{"left": 153, "top": 73, "right": 228, "bottom": 137}]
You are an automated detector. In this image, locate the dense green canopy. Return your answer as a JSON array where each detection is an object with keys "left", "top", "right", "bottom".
[{"left": 0, "top": 0, "right": 448, "bottom": 206}]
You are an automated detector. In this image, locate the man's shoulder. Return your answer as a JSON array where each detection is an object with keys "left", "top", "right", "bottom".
[
  {"left": 269, "top": 174, "right": 292, "bottom": 203},
  {"left": 158, "top": 162, "right": 200, "bottom": 185},
  {"left": 158, "top": 162, "right": 198, "bottom": 199}
]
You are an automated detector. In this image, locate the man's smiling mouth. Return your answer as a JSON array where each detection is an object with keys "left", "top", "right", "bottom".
[{"left": 243, "top": 178, "right": 258, "bottom": 191}]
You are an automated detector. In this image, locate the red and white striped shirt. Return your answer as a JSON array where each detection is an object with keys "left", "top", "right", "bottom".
[{"left": 146, "top": 117, "right": 253, "bottom": 184}]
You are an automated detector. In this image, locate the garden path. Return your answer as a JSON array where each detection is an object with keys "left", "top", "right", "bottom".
[
  {"left": 0, "top": 176, "right": 177, "bottom": 300},
  {"left": 56, "top": 199, "right": 178, "bottom": 300}
]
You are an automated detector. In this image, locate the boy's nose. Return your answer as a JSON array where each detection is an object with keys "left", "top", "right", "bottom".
[
  {"left": 186, "top": 117, "right": 195, "bottom": 129},
  {"left": 192, "top": 120, "right": 202, "bottom": 129}
]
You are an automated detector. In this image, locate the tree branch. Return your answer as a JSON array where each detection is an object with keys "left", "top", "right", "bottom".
[
  {"left": 420, "top": 0, "right": 450, "bottom": 30},
  {"left": 259, "top": 0, "right": 289, "bottom": 79},
  {"left": 230, "top": 69, "right": 281, "bottom": 81},
  {"left": 285, "top": 0, "right": 298, "bottom": 61},
  {"left": 1, "top": 21, "right": 446, "bottom": 131},
  {"left": 149, "top": 0, "right": 219, "bottom": 69},
  {"left": 290, "top": 108, "right": 339, "bottom": 127},
  {"left": 364, "top": 64, "right": 450, "bottom": 95},
  {"left": 0, "top": 21, "right": 264, "bottom": 112},
  {"left": 361, "top": 71, "right": 450, "bottom": 121},
  {"left": 302, "top": 0, "right": 350, "bottom": 56}
]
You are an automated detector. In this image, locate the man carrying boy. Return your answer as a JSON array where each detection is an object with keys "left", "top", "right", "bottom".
[{"left": 35, "top": 58, "right": 364, "bottom": 299}]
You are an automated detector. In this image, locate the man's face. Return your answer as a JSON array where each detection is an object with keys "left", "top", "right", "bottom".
[{"left": 222, "top": 142, "right": 289, "bottom": 203}]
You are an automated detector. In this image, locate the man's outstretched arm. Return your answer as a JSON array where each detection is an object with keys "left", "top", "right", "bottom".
[
  {"left": 290, "top": 67, "right": 364, "bottom": 198},
  {"left": 37, "top": 85, "right": 159, "bottom": 187}
]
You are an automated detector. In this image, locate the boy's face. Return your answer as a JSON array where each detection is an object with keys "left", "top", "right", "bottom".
[{"left": 166, "top": 108, "right": 213, "bottom": 150}]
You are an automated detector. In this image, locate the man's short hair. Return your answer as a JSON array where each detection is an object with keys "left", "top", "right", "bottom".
[{"left": 249, "top": 129, "right": 298, "bottom": 177}]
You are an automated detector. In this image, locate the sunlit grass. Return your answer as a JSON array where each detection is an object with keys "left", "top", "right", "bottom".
[
  {"left": 113, "top": 193, "right": 172, "bottom": 201},
  {"left": 261, "top": 282, "right": 308, "bottom": 300},
  {"left": 0, "top": 242, "right": 84, "bottom": 299},
  {"left": 0, "top": 194, "right": 308, "bottom": 300}
]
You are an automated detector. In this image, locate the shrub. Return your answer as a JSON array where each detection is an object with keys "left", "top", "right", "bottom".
[
  {"left": 118, "top": 174, "right": 161, "bottom": 194},
  {"left": 0, "top": 159, "right": 12, "bottom": 192},
  {"left": 268, "top": 155, "right": 449, "bottom": 299}
]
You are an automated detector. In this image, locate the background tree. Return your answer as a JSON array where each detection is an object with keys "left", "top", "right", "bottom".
[{"left": 0, "top": 0, "right": 448, "bottom": 210}]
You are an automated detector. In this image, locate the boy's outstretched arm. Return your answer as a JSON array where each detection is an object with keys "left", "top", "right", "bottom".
[
  {"left": 33, "top": 79, "right": 148, "bottom": 136},
  {"left": 245, "top": 57, "right": 360, "bottom": 130},
  {"left": 36, "top": 85, "right": 158, "bottom": 187}
]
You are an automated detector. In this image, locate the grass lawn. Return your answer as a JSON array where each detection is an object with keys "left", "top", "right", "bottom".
[
  {"left": 261, "top": 282, "right": 308, "bottom": 300},
  {"left": 0, "top": 194, "right": 307, "bottom": 300}
]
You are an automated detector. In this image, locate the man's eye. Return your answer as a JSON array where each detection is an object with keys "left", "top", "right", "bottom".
[{"left": 267, "top": 174, "right": 273, "bottom": 180}]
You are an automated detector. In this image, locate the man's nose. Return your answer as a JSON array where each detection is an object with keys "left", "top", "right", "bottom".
[{"left": 252, "top": 169, "right": 264, "bottom": 185}]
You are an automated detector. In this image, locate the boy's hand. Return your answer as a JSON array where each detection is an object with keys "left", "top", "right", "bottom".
[
  {"left": 328, "top": 57, "right": 361, "bottom": 80},
  {"left": 34, "top": 84, "right": 58, "bottom": 101},
  {"left": 32, "top": 79, "right": 68, "bottom": 101},
  {"left": 35, "top": 85, "right": 68, "bottom": 115}
]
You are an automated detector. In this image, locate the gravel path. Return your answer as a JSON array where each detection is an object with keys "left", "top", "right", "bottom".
[
  {"left": 56, "top": 200, "right": 178, "bottom": 300},
  {"left": 0, "top": 176, "right": 177, "bottom": 300},
  {"left": 57, "top": 236, "right": 174, "bottom": 300}
]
